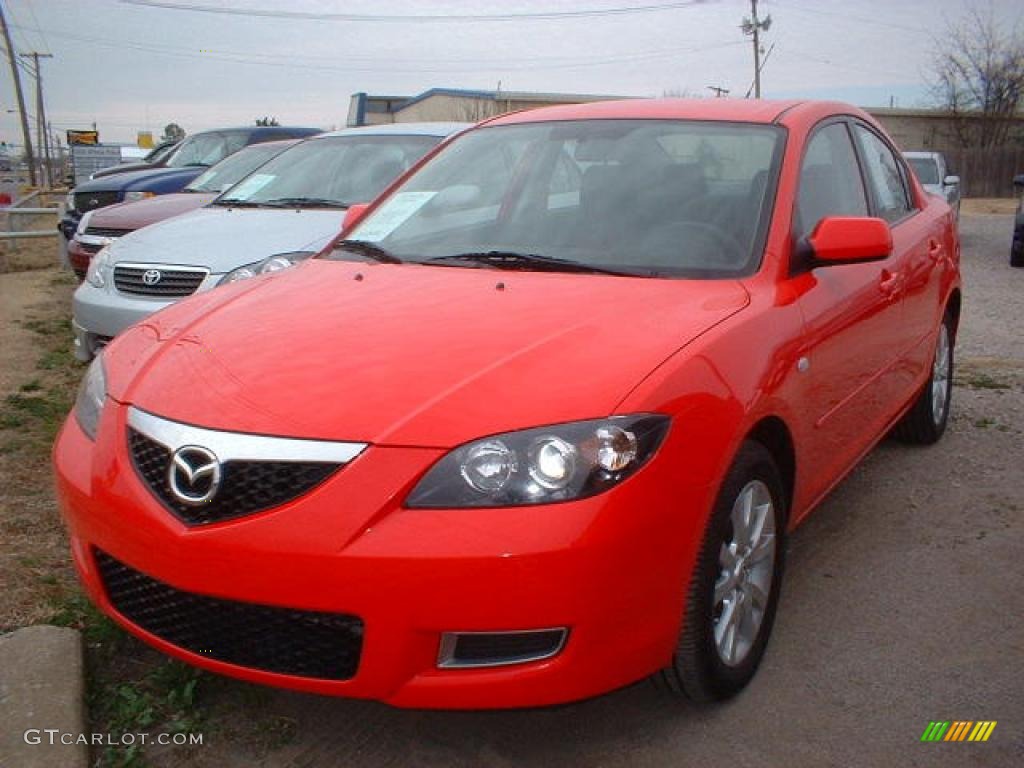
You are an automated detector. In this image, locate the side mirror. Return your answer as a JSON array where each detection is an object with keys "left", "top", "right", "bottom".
[
  {"left": 943, "top": 175, "right": 960, "bottom": 187},
  {"left": 342, "top": 202, "right": 369, "bottom": 232},
  {"left": 806, "top": 216, "right": 892, "bottom": 265},
  {"left": 1014, "top": 174, "right": 1024, "bottom": 189}
]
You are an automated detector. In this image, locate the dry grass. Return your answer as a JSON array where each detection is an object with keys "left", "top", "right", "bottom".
[
  {"left": 960, "top": 197, "right": 1018, "bottom": 215},
  {"left": 0, "top": 269, "right": 82, "bottom": 630}
]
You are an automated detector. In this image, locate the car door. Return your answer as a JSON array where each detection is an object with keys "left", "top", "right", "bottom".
[
  {"left": 852, "top": 123, "right": 942, "bottom": 399},
  {"left": 789, "top": 120, "right": 908, "bottom": 511}
]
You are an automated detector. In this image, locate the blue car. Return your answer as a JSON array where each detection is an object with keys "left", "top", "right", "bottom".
[
  {"left": 60, "top": 125, "right": 321, "bottom": 239},
  {"left": 1013, "top": 174, "right": 1024, "bottom": 267}
]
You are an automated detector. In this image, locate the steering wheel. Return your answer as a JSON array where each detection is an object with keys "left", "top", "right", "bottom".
[{"left": 642, "top": 220, "right": 747, "bottom": 269}]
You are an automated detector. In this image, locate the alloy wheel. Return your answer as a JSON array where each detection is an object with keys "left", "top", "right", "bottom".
[{"left": 713, "top": 479, "right": 776, "bottom": 667}]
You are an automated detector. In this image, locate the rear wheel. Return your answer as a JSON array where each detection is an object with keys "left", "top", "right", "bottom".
[
  {"left": 660, "top": 441, "right": 786, "bottom": 702},
  {"left": 893, "top": 312, "right": 954, "bottom": 444}
]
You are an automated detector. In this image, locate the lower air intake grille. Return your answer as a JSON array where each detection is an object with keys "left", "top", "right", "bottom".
[
  {"left": 95, "top": 550, "right": 363, "bottom": 680},
  {"left": 128, "top": 428, "right": 341, "bottom": 526}
]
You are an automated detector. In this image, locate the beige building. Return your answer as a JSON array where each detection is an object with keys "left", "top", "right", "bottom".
[{"left": 347, "top": 88, "right": 626, "bottom": 127}]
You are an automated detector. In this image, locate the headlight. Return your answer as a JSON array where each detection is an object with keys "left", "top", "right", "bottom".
[
  {"left": 123, "top": 191, "right": 155, "bottom": 202},
  {"left": 65, "top": 191, "right": 75, "bottom": 211},
  {"left": 218, "top": 251, "right": 314, "bottom": 285},
  {"left": 406, "top": 415, "right": 670, "bottom": 508},
  {"left": 85, "top": 246, "right": 111, "bottom": 288},
  {"left": 74, "top": 355, "right": 106, "bottom": 440}
]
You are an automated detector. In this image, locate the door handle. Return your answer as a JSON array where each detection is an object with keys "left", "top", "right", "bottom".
[
  {"left": 928, "top": 239, "right": 943, "bottom": 260},
  {"left": 879, "top": 269, "right": 904, "bottom": 299}
]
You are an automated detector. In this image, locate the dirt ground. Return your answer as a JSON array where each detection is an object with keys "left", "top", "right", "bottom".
[{"left": 0, "top": 211, "right": 1021, "bottom": 767}]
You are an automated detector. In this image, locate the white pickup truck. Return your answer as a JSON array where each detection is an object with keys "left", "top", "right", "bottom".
[{"left": 903, "top": 151, "right": 960, "bottom": 218}]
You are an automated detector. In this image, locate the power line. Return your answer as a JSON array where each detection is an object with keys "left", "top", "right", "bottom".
[
  {"left": 23, "top": 0, "right": 52, "bottom": 54},
  {"left": 15, "top": 23, "right": 745, "bottom": 74},
  {"left": 119, "top": 0, "right": 707, "bottom": 23}
]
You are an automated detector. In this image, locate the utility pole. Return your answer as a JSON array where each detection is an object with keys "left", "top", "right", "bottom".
[
  {"left": 707, "top": 85, "right": 730, "bottom": 98},
  {"left": 0, "top": 2, "right": 36, "bottom": 185},
  {"left": 741, "top": 0, "right": 772, "bottom": 98},
  {"left": 21, "top": 52, "right": 53, "bottom": 187}
]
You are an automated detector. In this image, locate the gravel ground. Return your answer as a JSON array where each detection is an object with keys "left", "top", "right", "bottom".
[{"left": 153, "top": 212, "right": 1022, "bottom": 768}]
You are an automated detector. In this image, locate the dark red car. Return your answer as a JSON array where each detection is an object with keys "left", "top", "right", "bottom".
[{"left": 67, "top": 140, "right": 298, "bottom": 279}]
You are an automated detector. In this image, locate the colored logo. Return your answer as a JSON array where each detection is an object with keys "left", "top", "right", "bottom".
[{"left": 921, "top": 721, "right": 996, "bottom": 742}]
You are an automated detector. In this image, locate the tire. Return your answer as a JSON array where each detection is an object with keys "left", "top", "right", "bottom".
[
  {"left": 892, "top": 312, "right": 954, "bottom": 444},
  {"left": 659, "top": 441, "right": 786, "bottom": 703}
]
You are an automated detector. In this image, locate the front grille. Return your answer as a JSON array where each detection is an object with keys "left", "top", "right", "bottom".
[
  {"left": 95, "top": 550, "right": 363, "bottom": 680},
  {"left": 74, "top": 191, "right": 120, "bottom": 213},
  {"left": 79, "top": 241, "right": 104, "bottom": 254},
  {"left": 84, "top": 226, "right": 132, "bottom": 238},
  {"left": 128, "top": 429, "right": 341, "bottom": 525},
  {"left": 113, "top": 265, "right": 207, "bottom": 297}
]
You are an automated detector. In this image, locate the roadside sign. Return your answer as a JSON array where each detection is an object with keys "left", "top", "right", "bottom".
[{"left": 70, "top": 145, "right": 122, "bottom": 185}]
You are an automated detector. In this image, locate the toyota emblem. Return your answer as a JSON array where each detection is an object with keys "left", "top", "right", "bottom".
[
  {"left": 142, "top": 269, "right": 163, "bottom": 286},
  {"left": 167, "top": 445, "right": 221, "bottom": 505}
]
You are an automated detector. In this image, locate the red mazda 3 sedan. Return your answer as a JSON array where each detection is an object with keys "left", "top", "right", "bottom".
[{"left": 53, "top": 99, "right": 960, "bottom": 708}]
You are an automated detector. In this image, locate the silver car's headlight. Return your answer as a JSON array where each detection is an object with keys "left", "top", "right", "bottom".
[
  {"left": 85, "top": 246, "right": 111, "bottom": 288},
  {"left": 74, "top": 355, "right": 106, "bottom": 440},
  {"left": 406, "top": 415, "right": 671, "bottom": 508},
  {"left": 218, "top": 251, "right": 315, "bottom": 285}
]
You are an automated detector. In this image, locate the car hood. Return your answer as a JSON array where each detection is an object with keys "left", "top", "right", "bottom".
[
  {"left": 109, "top": 260, "right": 749, "bottom": 447},
  {"left": 84, "top": 193, "right": 214, "bottom": 231},
  {"left": 105, "top": 207, "right": 345, "bottom": 271},
  {"left": 92, "top": 161, "right": 160, "bottom": 179},
  {"left": 73, "top": 166, "right": 203, "bottom": 193}
]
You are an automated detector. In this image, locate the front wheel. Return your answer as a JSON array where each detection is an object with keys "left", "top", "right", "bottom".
[
  {"left": 659, "top": 441, "right": 786, "bottom": 702},
  {"left": 892, "top": 312, "right": 954, "bottom": 444}
]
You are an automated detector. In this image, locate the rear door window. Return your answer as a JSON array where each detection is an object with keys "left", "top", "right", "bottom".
[{"left": 854, "top": 125, "right": 913, "bottom": 223}]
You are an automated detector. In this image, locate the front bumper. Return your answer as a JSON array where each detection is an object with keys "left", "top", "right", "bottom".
[
  {"left": 71, "top": 275, "right": 220, "bottom": 361},
  {"left": 54, "top": 403, "right": 710, "bottom": 708}
]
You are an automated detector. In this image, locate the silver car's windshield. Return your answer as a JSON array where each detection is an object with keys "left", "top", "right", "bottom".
[
  {"left": 215, "top": 135, "right": 439, "bottom": 209},
  {"left": 908, "top": 157, "right": 940, "bottom": 185},
  {"left": 334, "top": 120, "right": 784, "bottom": 278}
]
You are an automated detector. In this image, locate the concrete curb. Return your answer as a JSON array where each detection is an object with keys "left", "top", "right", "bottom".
[{"left": 0, "top": 625, "right": 88, "bottom": 768}]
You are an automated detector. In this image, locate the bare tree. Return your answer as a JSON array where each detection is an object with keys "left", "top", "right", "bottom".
[
  {"left": 451, "top": 98, "right": 503, "bottom": 122},
  {"left": 929, "top": 6, "right": 1024, "bottom": 148},
  {"left": 255, "top": 116, "right": 280, "bottom": 126},
  {"left": 162, "top": 122, "right": 186, "bottom": 142}
]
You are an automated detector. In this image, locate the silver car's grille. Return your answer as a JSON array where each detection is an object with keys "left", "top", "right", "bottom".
[{"left": 113, "top": 264, "right": 208, "bottom": 297}]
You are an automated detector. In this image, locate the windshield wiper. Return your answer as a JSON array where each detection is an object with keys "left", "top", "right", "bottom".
[
  {"left": 261, "top": 197, "right": 348, "bottom": 209},
  {"left": 213, "top": 198, "right": 268, "bottom": 208},
  {"left": 426, "top": 250, "right": 641, "bottom": 276},
  {"left": 334, "top": 239, "right": 403, "bottom": 264}
]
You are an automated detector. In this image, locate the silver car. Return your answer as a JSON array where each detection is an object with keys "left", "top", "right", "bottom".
[
  {"left": 73, "top": 123, "right": 468, "bottom": 361},
  {"left": 903, "top": 151, "right": 960, "bottom": 218}
]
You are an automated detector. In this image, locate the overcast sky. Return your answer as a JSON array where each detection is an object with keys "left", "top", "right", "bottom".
[{"left": 1, "top": 0, "right": 1020, "bottom": 147}]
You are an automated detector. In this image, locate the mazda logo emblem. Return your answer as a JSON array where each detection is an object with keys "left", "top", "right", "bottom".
[
  {"left": 142, "top": 269, "right": 163, "bottom": 286},
  {"left": 167, "top": 445, "right": 221, "bottom": 506}
]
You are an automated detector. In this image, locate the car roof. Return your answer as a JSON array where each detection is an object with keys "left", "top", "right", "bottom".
[
  {"left": 315, "top": 122, "right": 472, "bottom": 139},
  {"left": 484, "top": 98, "right": 807, "bottom": 126}
]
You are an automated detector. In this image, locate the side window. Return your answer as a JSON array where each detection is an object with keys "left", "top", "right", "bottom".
[
  {"left": 796, "top": 123, "right": 868, "bottom": 239},
  {"left": 853, "top": 125, "right": 912, "bottom": 223}
]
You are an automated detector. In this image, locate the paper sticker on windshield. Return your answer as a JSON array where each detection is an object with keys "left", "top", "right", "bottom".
[
  {"left": 350, "top": 191, "right": 436, "bottom": 242},
  {"left": 227, "top": 173, "right": 275, "bottom": 199}
]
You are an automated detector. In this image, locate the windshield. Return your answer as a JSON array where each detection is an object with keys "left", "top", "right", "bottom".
[
  {"left": 165, "top": 131, "right": 246, "bottom": 168},
  {"left": 185, "top": 142, "right": 289, "bottom": 193},
  {"left": 907, "top": 157, "right": 940, "bottom": 185},
  {"left": 145, "top": 142, "right": 177, "bottom": 163},
  {"left": 334, "top": 120, "right": 784, "bottom": 277},
  {"left": 215, "top": 134, "right": 439, "bottom": 208}
]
